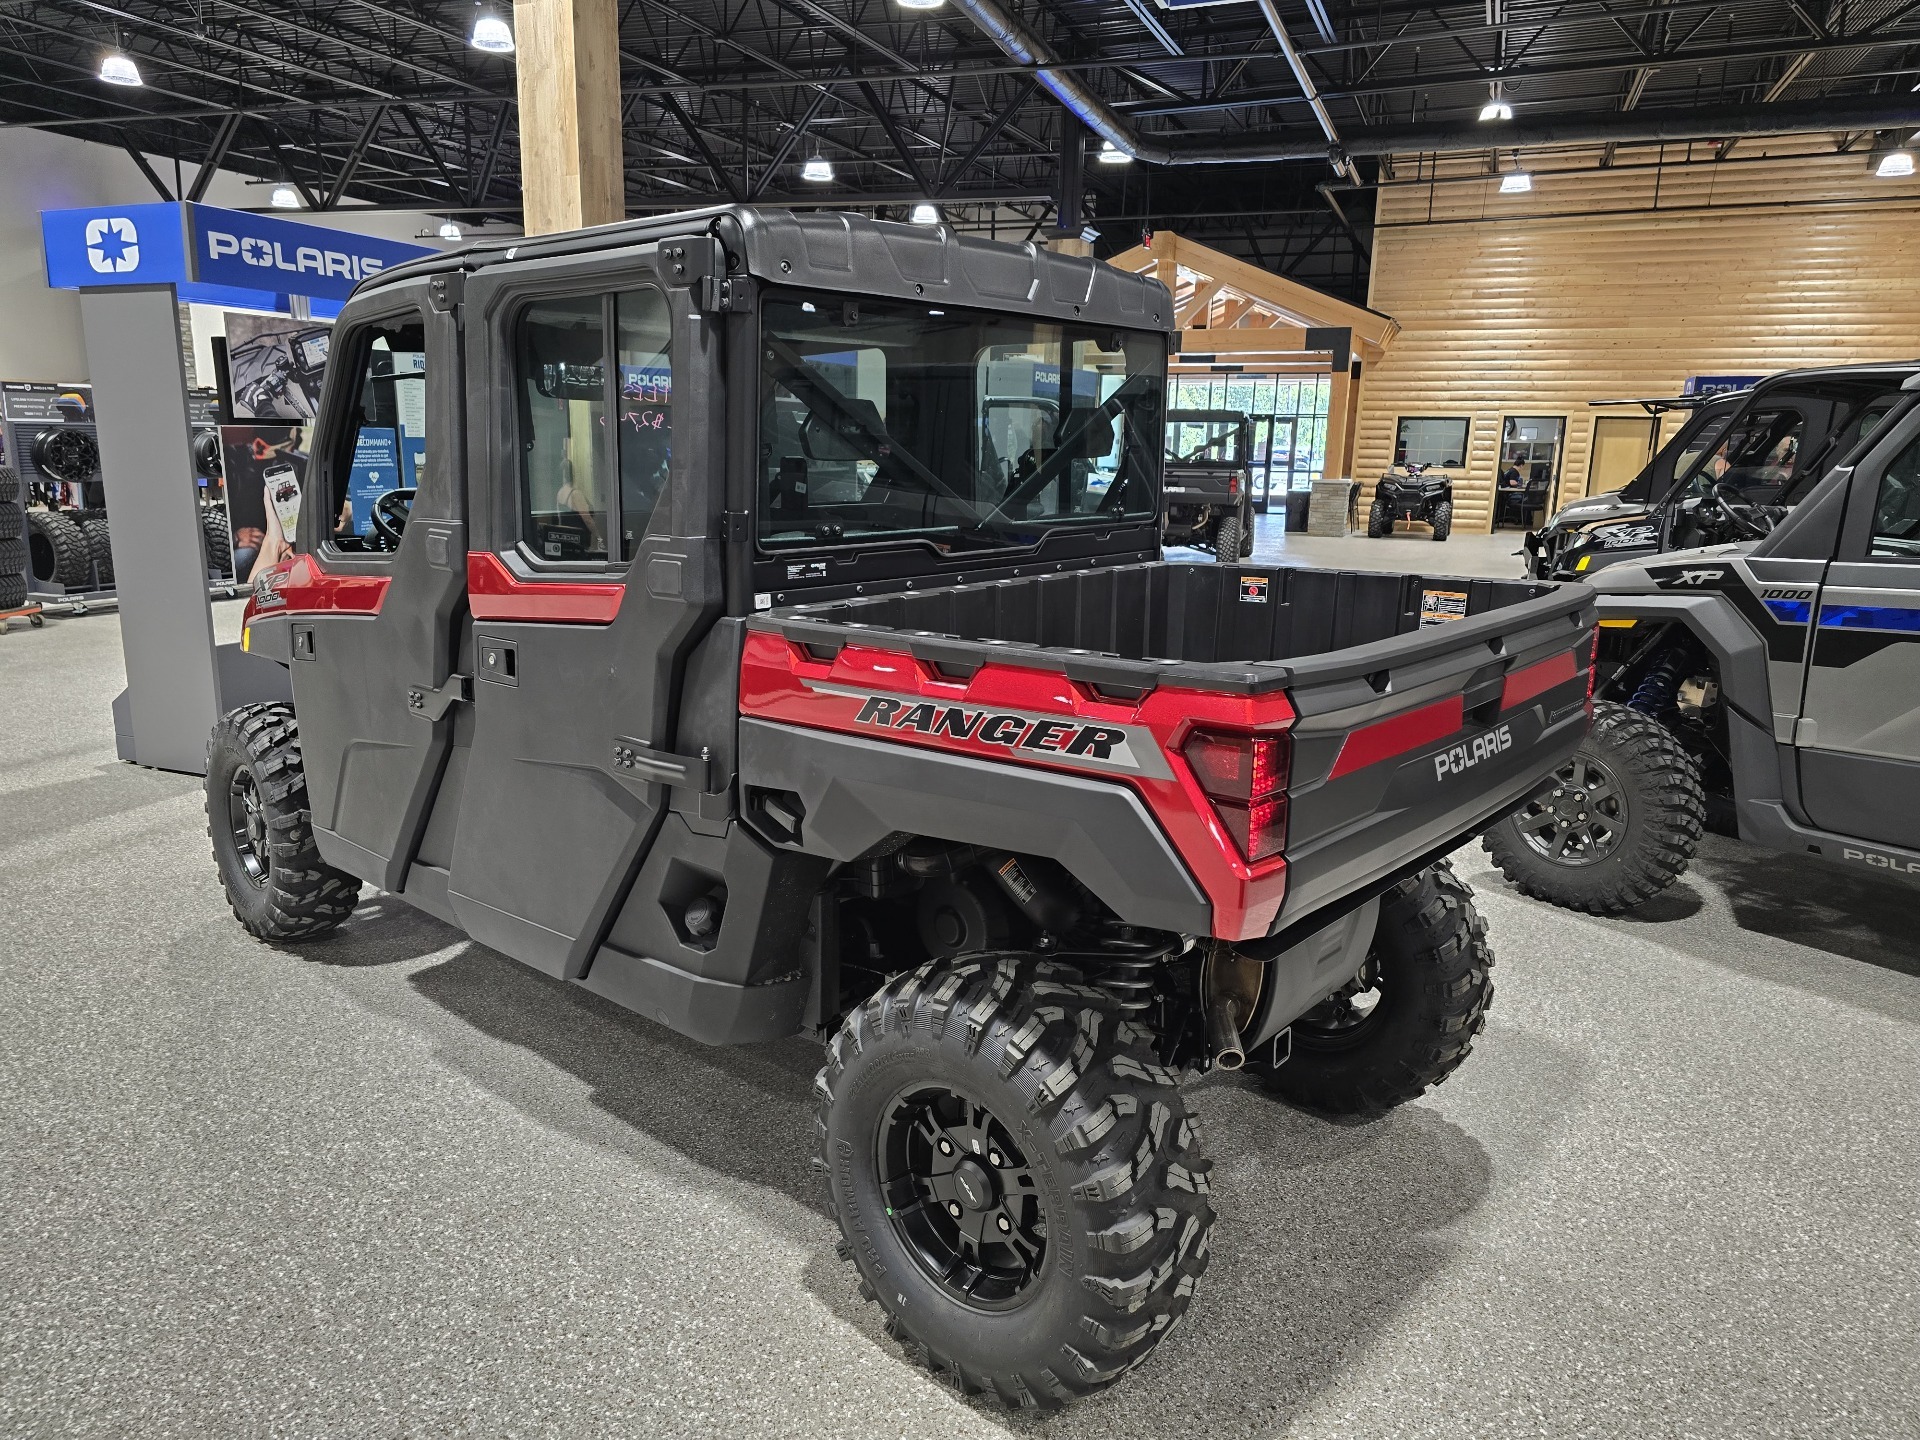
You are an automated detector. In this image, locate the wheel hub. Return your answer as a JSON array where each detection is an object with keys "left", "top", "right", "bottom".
[
  {"left": 227, "top": 769, "right": 270, "bottom": 888},
  {"left": 878, "top": 1085, "right": 1047, "bottom": 1308},
  {"left": 1515, "top": 754, "right": 1627, "bottom": 866}
]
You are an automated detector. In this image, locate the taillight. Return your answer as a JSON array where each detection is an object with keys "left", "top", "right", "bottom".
[
  {"left": 1227, "top": 475, "right": 1240, "bottom": 496},
  {"left": 1182, "top": 730, "right": 1290, "bottom": 863}
]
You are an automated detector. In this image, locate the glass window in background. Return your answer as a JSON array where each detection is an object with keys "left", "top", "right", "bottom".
[
  {"left": 1395, "top": 416, "right": 1470, "bottom": 468},
  {"left": 517, "top": 295, "right": 609, "bottom": 562}
]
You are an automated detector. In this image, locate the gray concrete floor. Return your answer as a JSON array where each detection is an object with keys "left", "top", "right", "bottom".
[
  {"left": 1173, "top": 517, "right": 1532, "bottom": 579},
  {"left": 3, "top": 541, "right": 1918, "bottom": 1438}
]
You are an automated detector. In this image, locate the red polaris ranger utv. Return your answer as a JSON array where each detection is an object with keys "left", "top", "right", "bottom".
[{"left": 209, "top": 207, "right": 1594, "bottom": 1408}]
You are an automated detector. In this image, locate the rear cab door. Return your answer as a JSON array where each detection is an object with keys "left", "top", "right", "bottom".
[
  {"left": 1794, "top": 399, "right": 1920, "bottom": 850},
  {"left": 443, "top": 235, "right": 724, "bottom": 978},
  {"left": 285, "top": 272, "right": 468, "bottom": 892}
]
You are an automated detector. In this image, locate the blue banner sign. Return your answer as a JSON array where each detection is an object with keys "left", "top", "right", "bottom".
[
  {"left": 41, "top": 202, "right": 431, "bottom": 304},
  {"left": 1683, "top": 375, "right": 1761, "bottom": 397}
]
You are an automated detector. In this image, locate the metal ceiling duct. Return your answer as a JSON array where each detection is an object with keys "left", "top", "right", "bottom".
[{"left": 949, "top": 0, "right": 1920, "bottom": 166}]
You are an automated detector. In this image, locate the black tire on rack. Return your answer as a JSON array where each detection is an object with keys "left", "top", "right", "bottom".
[
  {"left": 0, "top": 568, "right": 26, "bottom": 612},
  {"left": 1248, "top": 861, "right": 1493, "bottom": 1117},
  {"left": 73, "top": 512, "right": 113, "bottom": 586},
  {"left": 0, "top": 463, "right": 20, "bottom": 506},
  {"left": 817, "top": 953, "right": 1215, "bottom": 1409},
  {"left": 31, "top": 428, "right": 100, "bottom": 486},
  {"left": 0, "top": 535, "right": 26, "bottom": 583},
  {"left": 202, "top": 507, "right": 234, "bottom": 576},
  {"left": 206, "top": 703, "right": 363, "bottom": 941},
  {"left": 0, "top": 500, "right": 20, "bottom": 542},
  {"left": 26, "top": 509, "right": 90, "bottom": 589}
]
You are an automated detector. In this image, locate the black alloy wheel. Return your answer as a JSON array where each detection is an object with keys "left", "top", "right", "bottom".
[
  {"left": 1291, "top": 954, "right": 1385, "bottom": 1044},
  {"left": 879, "top": 1084, "right": 1047, "bottom": 1308},
  {"left": 227, "top": 766, "right": 271, "bottom": 887},
  {"left": 1508, "top": 753, "right": 1627, "bottom": 864}
]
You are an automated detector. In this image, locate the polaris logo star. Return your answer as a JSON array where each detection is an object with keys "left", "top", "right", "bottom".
[
  {"left": 1434, "top": 723, "right": 1513, "bottom": 780},
  {"left": 84, "top": 216, "right": 139, "bottom": 274}
]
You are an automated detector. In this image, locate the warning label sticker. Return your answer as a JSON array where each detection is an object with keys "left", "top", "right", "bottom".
[
  {"left": 1420, "top": 588, "right": 1469, "bottom": 627},
  {"left": 1239, "top": 575, "right": 1270, "bottom": 604}
]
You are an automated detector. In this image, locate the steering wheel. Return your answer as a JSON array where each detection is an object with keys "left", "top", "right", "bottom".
[
  {"left": 371, "top": 487, "right": 416, "bottom": 545},
  {"left": 1706, "top": 480, "right": 1772, "bottom": 539}
]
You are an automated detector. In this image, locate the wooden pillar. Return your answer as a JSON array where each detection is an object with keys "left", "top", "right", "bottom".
[
  {"left": 513, "top": 0, "right": 624, "bottom": 235},
  {"left": 1322, "top": 366, "right": 1352, "bottom": 481}
]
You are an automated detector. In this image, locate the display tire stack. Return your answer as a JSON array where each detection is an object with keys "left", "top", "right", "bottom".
[
  {"left": 0, "top": 465, "right": 21, "bottom": 610},
  {"left": 202, "top": 507, "right": 233, "bottom": 577},
  {"left": 27, "top": 509, "right": 93, "bottom": 591},
  {"left": 74, "top": 509, "right": 114, "bottom": 586}
]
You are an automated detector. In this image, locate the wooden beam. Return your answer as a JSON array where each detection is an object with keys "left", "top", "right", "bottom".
[
  {"left": 1209, "top": 295, "right": 1256, "bottom": 328},
  {"left": 513, "top": 0, "right": 624, "bottom": 234},
  {"left": 1171, "top": 326, "right": 1317, "bottom": 356},
  {"left": 1109, "top": 232, "right": 1400, "bottom": 357},
  {"left": 1322, "top": 366, "right": 1353, "bottom": 482},
  {"left": 1175, "top": 277, "right": 1223, "bottom": 328}
]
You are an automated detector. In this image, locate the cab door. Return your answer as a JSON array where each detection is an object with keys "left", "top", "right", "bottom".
[
  {"left": 290, "top": 278, "right": 468, "bottom": 891},
  {"left": 1795, "top": 407, "right": 1920, "bottom": 849},
  {"left": 444, "top": 242, "right": 723, "bottom": 979}
]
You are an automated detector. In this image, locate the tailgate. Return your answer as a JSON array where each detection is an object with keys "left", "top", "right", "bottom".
[{"left": 1267, "top": 591, "right": 1596, "bottom": 940}]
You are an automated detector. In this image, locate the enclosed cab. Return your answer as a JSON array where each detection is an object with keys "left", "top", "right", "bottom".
[{"left": 208, "top": 206, "right": 1592, "bottom": 1409}]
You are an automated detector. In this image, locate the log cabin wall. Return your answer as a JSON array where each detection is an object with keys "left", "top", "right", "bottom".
[{"left": 1354, "top": 140, "right": 1920, "bottom": 534}]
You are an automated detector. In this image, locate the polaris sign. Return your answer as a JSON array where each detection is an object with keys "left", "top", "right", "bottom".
[{"left": 42, "top": 202, "right": 431, "bottom": 304}]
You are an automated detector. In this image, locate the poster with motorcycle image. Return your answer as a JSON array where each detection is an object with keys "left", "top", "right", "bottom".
[
  {"left": 224, "top": 312, "right": 332, "bottom": 421},
  {"left": 219, "top": 425, "right": 306, "bottom": 584}
]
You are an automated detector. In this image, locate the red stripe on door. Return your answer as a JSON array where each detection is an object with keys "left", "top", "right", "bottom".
[
  {"left": 1328, "top": 696, "right": 1465, "bottom": 780},
  {"left": 467, "top": 551, "right": 624, "bottom": 624}
]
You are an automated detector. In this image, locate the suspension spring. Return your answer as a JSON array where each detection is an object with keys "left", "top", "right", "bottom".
[
  {"left": 1077, "top": 930, "right": 1184, "bottom": 1017},
  {"left": 1629, "top": 640, "right": 1691, "bottom": 716}
]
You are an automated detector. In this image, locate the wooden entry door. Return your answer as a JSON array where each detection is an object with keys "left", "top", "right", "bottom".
[{"left": 1586, "top": 416, "right": 1659, "bottom": 499}]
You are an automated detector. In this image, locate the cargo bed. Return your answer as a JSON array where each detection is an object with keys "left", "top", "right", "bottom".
[{"left": 743, "top": 562, "right": 1597, "bottom": 945}]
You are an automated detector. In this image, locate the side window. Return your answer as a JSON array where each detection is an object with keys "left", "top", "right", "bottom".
[
  {"left": 518, "top": 296, "right": 608, "bottom": 562},
  {"left": 328, "top": 314, "right": 427, "bottom": 555},
  {"left": 1685, "top": 407, "right": 1804, "bottom": 503},
  {"left": 615, "top": 287, "right": 672, "bottom": 559},
  {"left": 1869, "top": 433, "right": 1920, "bottom": 558},
  {"left": 514, "top": 287, "right": 673, "bottom": 565}
]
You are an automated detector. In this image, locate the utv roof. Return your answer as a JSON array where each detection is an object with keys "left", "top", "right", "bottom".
[{"left": 359, "top": 204, "right": 1175, "bottom": 334}]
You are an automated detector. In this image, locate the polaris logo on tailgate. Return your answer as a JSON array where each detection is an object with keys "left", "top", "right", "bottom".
[{"left": 1434, "top": 724, "right": 1513, "bottom": 780}]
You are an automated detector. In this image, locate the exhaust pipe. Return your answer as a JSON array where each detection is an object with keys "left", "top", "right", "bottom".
[{"left": 1205, "top": 993, "right": 1246, "bottom": 1071}]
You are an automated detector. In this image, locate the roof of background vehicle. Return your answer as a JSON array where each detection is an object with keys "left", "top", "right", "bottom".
[{"left": 359, "top": 205, "right": 1175, "bottom": 335}]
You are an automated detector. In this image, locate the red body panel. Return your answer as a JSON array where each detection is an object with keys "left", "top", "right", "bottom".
[
  {"left": 467, "top": 551, "right": 624, "bottom": 624},
  {"left": 738, "top": 630, "right": 1297, "bottom": 941},
  {"left": 1328, "top": 696, "right": 1466, "bottom": 781},
  {"left": 243, "top": 553, "right": 389, "bottom": 624},
  {"left": 1500, "top": 649, "right": 1580, "bottom": 710}
]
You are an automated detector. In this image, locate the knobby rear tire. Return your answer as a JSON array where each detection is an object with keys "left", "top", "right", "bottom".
[
  {"left": 815, "top": 953, "right": 1214, "bottom": 1409},
  {"left": 1252, "top": 861, "right": 1493, "bottom": 1116}
]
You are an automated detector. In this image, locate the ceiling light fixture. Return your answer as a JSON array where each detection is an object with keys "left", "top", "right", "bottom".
[
  {"left": 439, "top": 221, "right": 464, "bottom": 240},
  {"left": 270, "top": 185, "right": 302, "bottom": 209},
  {"left": 1500, "top": 170, "right": 1533, "bottom": 193},
  {"left": 801, "top": 155, "right": 833, "bottom": 182},
  {"left": 1097, "top": 139, "right": 1132, "bottom": 165},
  {"left": 910, "top": 203, "right": 940, "bottom": 225},
  {"left": 898, "top": 0, "right": 945, "bottom": 10},
  {"left": 1479, "top": 99, "right": 1513, "bottom": 121},
  {"left": 470, "top": 13, "right": 515, "bottom": 53},
  {"left": 1877, "top": 149, "right": 1915, "bottom": 177},
  {"left": 99, "top": 51, "right": 142, "bottom": 86}
]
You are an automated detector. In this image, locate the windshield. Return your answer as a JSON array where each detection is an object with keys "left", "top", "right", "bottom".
[
  {"left": 757, "top": 290, "right": 1165, "bottom": 552},
  {"left": 1166, "top": 413, "right": 1246, "bottom": 466}
]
